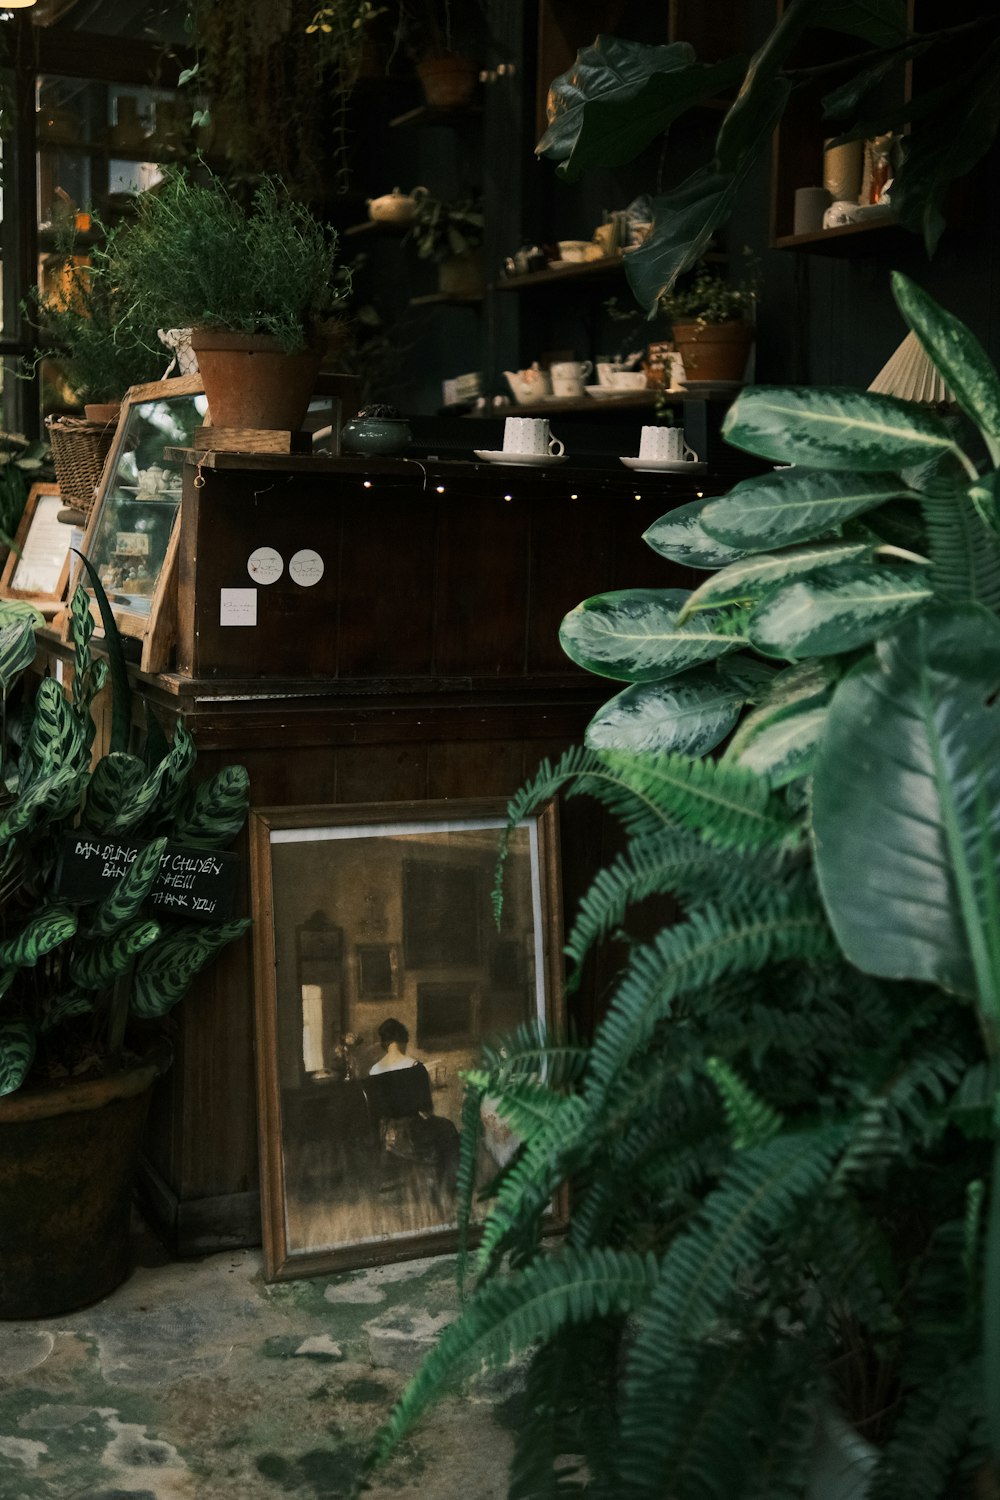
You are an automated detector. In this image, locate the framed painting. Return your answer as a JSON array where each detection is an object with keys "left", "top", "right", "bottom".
[
  {"left": 0, "top": 482, "right": 70, "bottom": 615},
  {"left": 250, "top": 797, "right": 564, "bottom": 1280},
  {"left": 69, "top": 374, "right": 207, "bottom": 670}
]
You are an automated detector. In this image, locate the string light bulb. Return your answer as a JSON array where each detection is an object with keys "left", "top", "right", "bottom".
[{"left": 363, "top": 480, "right": 372, "bottom": 489}]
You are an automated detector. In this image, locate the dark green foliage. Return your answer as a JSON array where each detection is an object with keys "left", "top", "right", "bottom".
[
  {"left": 0, "top": 585, "right": 250, "bottom": 1097},
  {"left": 369, "top": 279, "right": 1000, "bottom": 1497}
]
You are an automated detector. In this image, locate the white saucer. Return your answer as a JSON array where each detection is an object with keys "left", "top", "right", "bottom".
[
  {"left": 620, "top": 456, "right": 707, "bottom": 474},
  {"left": 474, "top": 449, "right": 568, "bottom": 467}
]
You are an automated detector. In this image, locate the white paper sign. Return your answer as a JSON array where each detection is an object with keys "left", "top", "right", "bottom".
[
  {"left": 10, "top": 494, "right": 69, "bottom": 595},
  {"left": 220, "top": 587, "right": 258, "bottom": 626}
]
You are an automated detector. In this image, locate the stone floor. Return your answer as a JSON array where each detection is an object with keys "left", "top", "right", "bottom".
[{"left": 0, "top": 1218, "right": 518, "bottom": 1500}]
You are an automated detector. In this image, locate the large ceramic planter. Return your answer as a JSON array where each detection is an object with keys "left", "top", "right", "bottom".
[
  {"left": 417, "top": 54, "right": 478, "bottom": 110},
  {"left": 189, "top": 330, "right": 325, "bottom": 432},
  {"left": 0, "top": 1046, "right": 169, "bottom": 1319},
  {"left": 672, "top": 319, "right": 754, "bottom": 384}
]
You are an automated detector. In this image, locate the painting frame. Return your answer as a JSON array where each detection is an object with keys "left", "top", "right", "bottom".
[
  {"left": 67, "top": 374, "right": 206, "bottom": 671},
  {"left": 0, "top": 481, "right": 69, "bottom": 615},
  {"left": 250, "top": 797, "right": 565, "bottom": 1281}
]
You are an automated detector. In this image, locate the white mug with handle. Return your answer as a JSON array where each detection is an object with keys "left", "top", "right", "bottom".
[{"left": 503, "top": 416, "right": 565, "bottom": 456}]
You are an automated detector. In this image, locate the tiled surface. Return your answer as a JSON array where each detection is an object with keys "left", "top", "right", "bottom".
[{"left": 0, "top": 1224, "right": 517, "bottom": 1499}]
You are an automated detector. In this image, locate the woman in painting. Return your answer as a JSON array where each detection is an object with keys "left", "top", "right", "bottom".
[
  {"left": 368, "top": 1016, "right": 418, "bottom": 1075},
  {"left": 365, "top": 1018, "right": 459, "bottom": 1209}
]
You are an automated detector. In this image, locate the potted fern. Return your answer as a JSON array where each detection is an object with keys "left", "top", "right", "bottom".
[
  {"left": 366, "top": 274, "right": 1000, "bottom": 1498},
  {"left": 0, "top": 584, "right": 250, "bottom": 1318},
  {"left": 113, "top": 168, "right": 351, "bottom": 433}
]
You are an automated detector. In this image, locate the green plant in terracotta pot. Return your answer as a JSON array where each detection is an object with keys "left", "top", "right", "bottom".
[
  {"left": 0, "top": 583, "right": 250, "bottom": 1317},
  {"left": 657, "top": 259, "right": 758, "bottom": 385},
  {"left": 114, "top": 168, "right": 351, "bottom": 433},
  {"left": 394, "top": 0, "right": 481, "bottom": 109},
  {"left": 406, "top": 191, "right": 485, "bottom": 297}
]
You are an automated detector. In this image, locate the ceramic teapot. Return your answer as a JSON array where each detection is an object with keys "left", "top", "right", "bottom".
[
  {"left": 367, "top": 185, "right": 428, "bottom": 226},
  {"left": 503, "top": 363, "right": 552, "bottom": 404}
]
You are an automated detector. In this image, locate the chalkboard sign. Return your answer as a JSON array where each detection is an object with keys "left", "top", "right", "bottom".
[{"left": 56, "top": 835, "right": 241, "bottom": 922}]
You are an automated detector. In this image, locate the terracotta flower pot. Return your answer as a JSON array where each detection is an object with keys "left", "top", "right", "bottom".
[
  {"left": 417, "top": 54, "right": 479, "bottom": 110},
  {"left": 83, "top": 402, "right": 122, "bottom": 424},
  {"left": 0, "top": 1046, "right": 170, "bottom": 1319},
  {"left": 672, "top": 319, "right": 755, "bottom": 384},
  {"left": 189, "top": 330, "right": 326, "bottom": 432}
]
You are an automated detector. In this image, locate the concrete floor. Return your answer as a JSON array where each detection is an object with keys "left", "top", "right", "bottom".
[{"left": 0, "top": 1219, "right": 518, "bottom": 1500}]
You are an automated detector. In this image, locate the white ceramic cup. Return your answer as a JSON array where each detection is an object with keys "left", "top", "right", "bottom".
[
  {"left": 551, "top": 374, "right": 586, "bottom": 398},
  {"left": 503, "top": 416, "right": 565, "bottom": 456},
  {"left": 609, "top": 370, "right": 648, "bottom": 392},
  {"left": 639, "top": 425, "right": 698, "bottom": 461},
  {"left": 550, "top": 360, "right": 593, "bottom": 382},
  {"left": 595, "top": 361, "right": 617, "bottom": 387}
]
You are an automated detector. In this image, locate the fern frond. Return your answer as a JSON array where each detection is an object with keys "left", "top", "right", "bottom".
[
  {"left": 455, "top": 1080, "right": 486, "bottom": 1295},
  {"left": 599, "top": 748, "right": 803, "bottom": 854},
  {"left": 706, "top": 1057, "right": 783, "bottom": 1149},
  {"left": 476, "top": 1095, "right": 593, "bottom": 1269},
  {"left": 584, "top": 895, "right": 839, "bottom": 1109},
  {"left": 508, "top": 1322, "right": 623, "bottom": 1500},
  {"left": 868, "top": 1375, "right": 976, "bottom": 1500},
  {"left": 369, "top": 1248, "right": 659, "bottom": 1466},
  {"left": 464, "top": 1070, "right": 566, "bottom": 1144}
]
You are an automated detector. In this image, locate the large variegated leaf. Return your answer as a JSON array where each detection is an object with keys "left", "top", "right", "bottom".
[
  {"left": 748, "top": 564, "right": 933, "bottom": 659},
  {"left": 643, "top": 501, "right": 747, "bottom": 570},
  {"left": 145, "top": 721, "right": 198, "bottom": 832},
  {"left": 82, "top": 753, "right": 147, "bottom": 831},
  {"left": 0, "top": 763, "right": 87, "bottom": 846},
  {"left": 585, "top": 669, "right": 746, "bottom": 756},
  {"left": 40, "top": 991, "right": 95, "bottom": 1033},
  {"left": 0, "top": 1019, "right": 36, "bottom": 1097},
  {"left": 132, "top": 917, "right": 251, "bottom": 1018},
  {"left": 560, "top": 590, "right": 748, "bottom": 683},
  {"left": 536, "top": 36, "right": 744, "bottom": 184},
  {"left": 722, "top": 387, "right": 959, "bottom": 471},
  {"left": 0, "top": 612, "right": 41, "bottom": 700},
  {"left": 20, "top": 677, "right": 88, "bottom": 792},
  {"left": 680, "top": 540, "right": 873, "bottom": 617},
  {"left": 172, "top": 764, "right": 250, "bottom": 849},
  {"left": 726, "top": 701, "right": 829, "bottom": 786},
  {"left": 0, "top": 905, "right": 76, "bottom": 969},
  {"left": 892, "top": 271, "right": 1000, "bottom": 461},
  {"left": 88, "top": 837, "right": 168, "bottom": 939},
  {"left": 70, "top": 918, "right": 161, "bottom": 990},
  {"left": 700, "top": 470, "right": 905, "bottom": 550},
  {"left": 813, "top": 605, "right": 1000, "bottom": 998}
]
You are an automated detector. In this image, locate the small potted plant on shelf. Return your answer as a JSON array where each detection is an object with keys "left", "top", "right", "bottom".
[
  {"left": 0, "top": 583, "right": 251, "bottom": 1319},
  {"left": 113, "top": 167, "right": 352, "bottom": 433},
  {"left": 395, "top": 0, "right": 481, "bottom": 109},
  {"left": 657, "top": 259, "right": 758, "bottom": 385},
  {"left": 406, "top": 191, "right": 485, "bottom": 297}
]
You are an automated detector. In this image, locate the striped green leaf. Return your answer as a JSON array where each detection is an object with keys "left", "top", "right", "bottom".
[
  {"left": 0, "top": 763, "right": 88, "bottom": 846},
  {"left": 88, "top": 837, "right": 168, "bottom": 938},
  {"left": 643, "top": 500, "right": 748, "bottom": 570},
  {"left": 40, "top": 991, "right": 96, "bottom": 1033},
  {"left": 132, "top": 917, "right": 251, "bottom": 1018},
  {"left": 748, "top": 564, "right": 933, "bottom": 659},
  {"left": 586, "top": 668, "right": 747, "bottom": 755},
  {"left": 680, "top": 539, "right": 873, "bottom": 617},
  {"left": 0, "top": 1020, "right": 36, "bottom": 1097},
  {"left": 70, "top": 918, "right": 161, "bottom": 990},
  {"left": 892, "top": 271, "right": 1000, "bottom": 461},
  {"left": 0, "top": 611, "right": 41, "bottom": 700},
  {"left": 82, "top": 753, "right": 147, "bottom": 832},
  {"left": 700, "top": 470, "right": 906, "bottom": 550},
  {"left": 727, "top": 659, "right": 838, "bottom": 755},
  {"left": 560, "top": 590, "right": 748, "bottom": 683},
  {"left": 149, "top": 721, "right": 198, "bottom": 829},
  {"left": 726, "top": 700, "right": 829, "bottom": 786},
  {"left": 171, "top": 764, "right": 250, "bottom": 849},
  {"left": 0, "top": 905, "right": 77, "bottom": 970},
  {"left": 722, "top": 386, "right": 959, "bottom": 471},
  {"left": 21, "top": 678, "right": 88, "bottom": 791}
]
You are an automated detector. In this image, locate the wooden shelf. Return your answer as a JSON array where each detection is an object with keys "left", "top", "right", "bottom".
[
  {"left": 465, "top": 391, "right": 666, "bottom": 418},
  {"left": 344, "top": 219, "right": 409, "bottom": 238},
  {"left": 772, "top": 217, "right": 903, "bottom": 253},
  {"left": 389, "top": 104, "right": 483, "bottom": 128},
  {"left": 492, "top": 255, "right": 627, "bottom": 293},
  {"left": 409, "top": 292, "right": 483, "bottom": 307}
]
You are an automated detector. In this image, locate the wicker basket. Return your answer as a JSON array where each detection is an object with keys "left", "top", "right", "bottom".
[{"left": 46, "top": 414, "right": 117, "bottom": 519}]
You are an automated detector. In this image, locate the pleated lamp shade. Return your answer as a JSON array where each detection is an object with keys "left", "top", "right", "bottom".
[{"left": 868, "top": 330, "right": 955, "bottom": 405}]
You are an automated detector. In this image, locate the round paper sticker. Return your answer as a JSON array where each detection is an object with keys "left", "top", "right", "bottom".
[
  {"left": 247, "top": 546, "right": 283, "bottom": 585},
  {"left": 289, "top": 548, "right": 324, "bottom": 587}
]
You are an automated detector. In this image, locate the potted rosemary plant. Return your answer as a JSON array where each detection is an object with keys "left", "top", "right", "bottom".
[
  {"left": 0, "top": 584, "right": 250, "bottom": 1318},
  {"left": 113, "top": 168, "right": 351, "bottom": 432}
]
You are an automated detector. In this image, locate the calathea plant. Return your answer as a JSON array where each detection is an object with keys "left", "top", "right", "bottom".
[
  {"left": 366, "top": 273, "right": 1000, "bottom": 1499},
  {"left": 0, "top": 584, "right": 250, "bottom": 1096}
]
